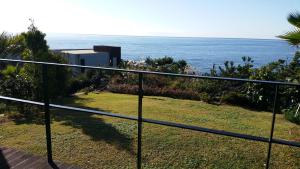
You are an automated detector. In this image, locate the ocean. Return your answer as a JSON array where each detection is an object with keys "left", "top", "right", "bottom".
[{"left": 46, "top": 34, "right": 298, "bottom": 73}]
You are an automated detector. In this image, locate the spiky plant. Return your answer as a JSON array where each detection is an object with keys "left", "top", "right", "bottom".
[{"left": 278, "top": 12, "right": 300, "bottom": 47}]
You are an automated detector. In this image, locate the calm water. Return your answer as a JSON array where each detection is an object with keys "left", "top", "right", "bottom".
[{"left": 46, "top": 34, "right": 297, "bottom": 72}]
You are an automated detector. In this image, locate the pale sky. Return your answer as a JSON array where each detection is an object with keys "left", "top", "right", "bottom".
[{"left": 0, "top": 0, "right": 299, "bottom": 39}]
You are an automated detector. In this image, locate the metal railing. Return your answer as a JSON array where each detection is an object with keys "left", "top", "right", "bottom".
[{"left": 0, "top": 58, "right": 299, "bottom": 169}]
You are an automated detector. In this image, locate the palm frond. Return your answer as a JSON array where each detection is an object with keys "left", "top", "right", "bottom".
[
  {"left": 287, "top": 12, "right": 300, "bottom": 29},
  {"left": 278, "top": 29, "right": 300, "bottom": 47}
]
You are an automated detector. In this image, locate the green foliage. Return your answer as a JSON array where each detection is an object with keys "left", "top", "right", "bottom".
[
  {"left": 104, "top": 56, "right": 190, "bottom": 102},
  {"left": 17, "top": 21, "right": 71, "bottom": 100},
  {"left": 21, "top": 51, "right": 70, "bottom": 99},
  {"left": 0, "top": 32, "right": 25, "bottom": 58},
  {"left": 0, "top": 32, "right": 10, "bottom": 57},
  {"left": 67, "top": 70, "right": 108, "bottom": 94},
  {"left": 110, "top": 53, "right": 300, "bottom": 125},
  {"left": 1, "top": 65, "right": 17, "bottom": 77},
  {"left": 285, "top": 51, "right": 300, "bottom": 82},
  {"left": 0, "top": 64, "right": 35, "bottom": 115},
  {"left": 219, "top": 56, "right": 254, "bottom": 78},
  {"left": 21, "top": 20, "right": 49, "bottom": 56},
  {"left": 283, "top": 105, "right": 300, "bottom": 124},
  {"left": 214, "top": 52, "right": 300, "bottom": 124},
  {"left": 0, "top": 65, "right": 33, "bottom": 99},
  {"left": 145, "top": 56, "right": 188, "bottom": 73},
  {"left": 278, "top": 12, "right": 300, "bottom": 47},
  {"left": 0, "top": 21, "right": 71, "bottom": 118},
  {"left": 221, "top": 91, "right": 250, "bottom": 107}
]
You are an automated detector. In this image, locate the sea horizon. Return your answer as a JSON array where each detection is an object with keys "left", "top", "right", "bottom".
[
  {"left": 46, "top": 34, "right": 297, "bottom": 73},
  {"left": 45, "top": 32, "right": 280, "bottom": 41}
]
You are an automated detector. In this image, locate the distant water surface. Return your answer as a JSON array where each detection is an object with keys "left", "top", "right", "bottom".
[{"left": 46, "top": 34, "right": 297, "bottom": 72}]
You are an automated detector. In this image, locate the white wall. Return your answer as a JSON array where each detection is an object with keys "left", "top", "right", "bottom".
[
  {"left": 62, "top": 52, "right": 110, "bottom": 75},
  {"left": 63, "top": 52, "right": 110, "bottom": 66}
]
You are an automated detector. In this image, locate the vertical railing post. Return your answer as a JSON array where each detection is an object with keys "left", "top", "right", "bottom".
[
  {"left": 42, "top": 64, "right": 53, "bottom": 163},
  {"left": 137, "top": 73, "right": 143, "bottom": 169},
  {"left": 265, "top": 84, "right": 279, "bottom": 169}
]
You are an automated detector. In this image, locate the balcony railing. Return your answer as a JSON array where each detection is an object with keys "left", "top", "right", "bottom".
[{"left": 0, "top": 58, "right": 299, "bottom": 169}]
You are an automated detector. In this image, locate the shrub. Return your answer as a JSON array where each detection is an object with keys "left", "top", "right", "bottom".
[
  {"left": 107, "top": 83, "right": 201, "bottom": 100},
  {"left": 67, "top": 75, "right": 89, "bottom": 94},
  {"left": 283, "top": 105, "right": 300, "bottom": 124},
  {"left": 221, "top": 91, "right": 250, "bottom": 107},
  {"left": 107, "top": 84, "right": 138, "bottom": 95},
  {"left": 198, "top": 92, "right": 213, "bottom": 103}
]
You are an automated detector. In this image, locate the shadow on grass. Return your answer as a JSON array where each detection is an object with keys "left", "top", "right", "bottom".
[
  {"left": 52, "top": 95, "right": 135, "bottom": 154},
  {"left": 12, "top": 114, "right": 45, "bottom": 125},
  {"left": 0, "top": 149, "right": 9, "bottom": 169},
  {"left": 3, "top": 105, "right": 45, "bottom": 125},
  {"left": 3, "top": 95, "right": 134, "bottom": 154}
]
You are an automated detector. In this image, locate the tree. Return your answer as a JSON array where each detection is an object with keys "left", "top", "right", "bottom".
[
  {"left": 177, "top": 60, "right": 187, "bottom": 73},
  {"left": 278, "top": 13, "right": 300, "bottom": 124},
  {"left": 1, "top": 20, "right": 70, "bottom": 102},
  {"left": 0, "top": 64, "right": 35, "bottom": 116},
  {"left": 144, "top": 56, "right": 188, "bottom": 73},
  {"left": 0, "top": 32, "right": 12, "bottom": 58},
  {"left": 0, "top": 32, "right": 25, "bottom": 58},
  {"left": 218, "top": 56, "right": 254, "bottom": 78},
  {"left": 20, "top": 21, "right": 70, "bottom": 100},
  {"left": 278, "top": 12, "right": 300, "bottom": 47},
  {"left": 21, "top": 19, "right": 48, "bottom": 56}
]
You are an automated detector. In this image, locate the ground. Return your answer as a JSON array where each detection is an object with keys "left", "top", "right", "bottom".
[{"left": 0, "top": 92, "right": 299, "bottom": 169}]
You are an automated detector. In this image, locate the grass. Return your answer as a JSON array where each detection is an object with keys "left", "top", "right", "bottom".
[{"left": 0, "top": 92, "right": 299, "bottom": 169}]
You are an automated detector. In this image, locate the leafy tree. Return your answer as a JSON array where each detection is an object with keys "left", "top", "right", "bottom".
[
  {"left": 278, "top": 13, "right": 300, "bottom": 124},
  {"left": 1, "top": 20, "right": 70, "bottom": 102},
  {"left": 0, "top": 32, "right": 25, "bottom": 58},
  {"left": 176, "top": 60, "right": 187, "bottom": 73},
  {"left": 21, "top": 31, "right": 70, "bottom": 100},
  {"left": 145, "top": 56, "right": 188, "bottom": 73},
  {"left": 219, "top": 56, "right": 254, "bottom": 78},
  {"left": 285, "top": 51, "right": 300, "bottom": 82},
  {"left": 278, "top": 12, "right": 300, "bottom": 47},
  {"left": 0, "top": 64, "right": 34, "bottom": 116}
]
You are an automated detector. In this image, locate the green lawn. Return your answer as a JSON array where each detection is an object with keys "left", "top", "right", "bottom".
[{"left": 0, "top": 92, "right": 299, "bottom": 169}]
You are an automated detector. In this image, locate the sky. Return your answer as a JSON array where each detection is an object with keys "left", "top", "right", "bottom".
[{"left": 0, "top": 0, "right": 299, "bottom": 39}]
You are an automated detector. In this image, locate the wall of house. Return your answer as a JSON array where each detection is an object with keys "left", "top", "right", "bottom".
[
  {"left": 62, "top": 52, "right": 110, "bottom": 75},
  {"left": 62, "top": 52, "right": 110, "bottom": 66},
  {"left": 94, "top": 46, "right": 121, "bottom": 66},
  {"left": 78, "top": 53, "right": 110, "bottom": 67}
]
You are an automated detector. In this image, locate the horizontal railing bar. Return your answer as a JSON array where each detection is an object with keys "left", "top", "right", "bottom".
[
  {"left": 0, "top": 95, "right": 137, "bottom": 121},
  {"left": 0, "top": 94, "right": 299, "bottom": 148},
  {"left": 50, "top": 104, "right": 138, "bottom": 121},
  {"left": 272, "top": 138, "right": 300, "bottom": 147},
  {"left": 0, "top": 96, "right": 44, "bottom": 106},
  {"left": 142, "top": 118, "right": 300, "bottom": 148},
  {"left": 1, "top": 58, "right": 300, "bottom": 86},
  {"left": 143, "top": 118, "right": 268, "bottom": 141}
]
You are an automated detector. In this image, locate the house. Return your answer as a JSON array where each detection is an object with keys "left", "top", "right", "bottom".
[{"left": 55, "top": 45, "right": 121, "bottom": 74}]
